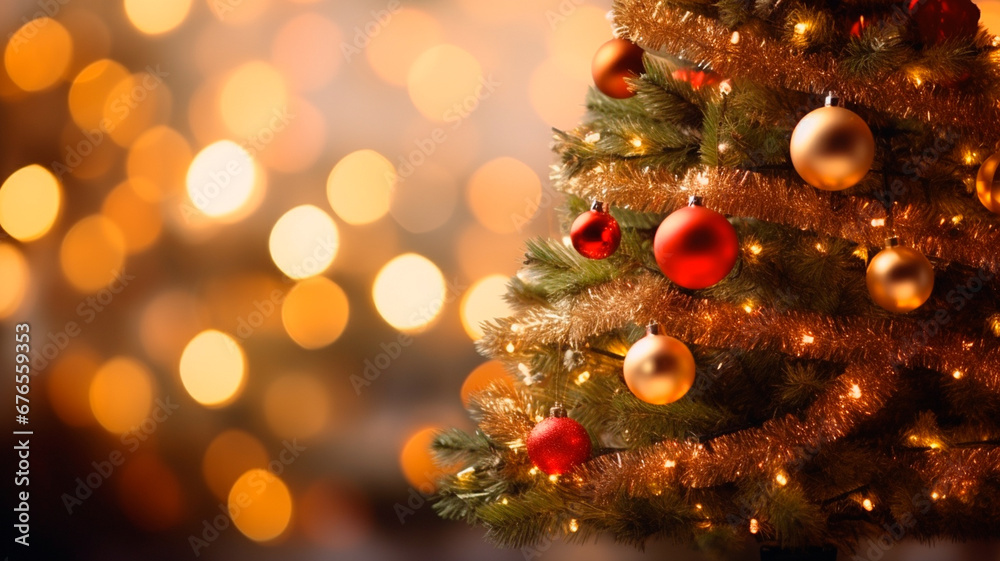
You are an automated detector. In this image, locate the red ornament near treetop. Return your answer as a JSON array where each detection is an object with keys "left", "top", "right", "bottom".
[
  {"left": 526, "top": 405, "right": 591, "bottom": 475},
  {"left": 908, "top": 0, "right": 980, "bottom": 44},
  {"left": 653, "top": 196, "right": 739, "bottom": 289},
  {"left": 571, "top": 201, "right": 621, "bottom": 260}
]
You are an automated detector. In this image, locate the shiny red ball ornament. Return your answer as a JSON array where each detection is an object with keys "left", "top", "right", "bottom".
[
  {"left": 570, "top": 201, "right": 621, "bottom": 259},
  {"left": 671, "top": 67, "right": 722, "bottom": 90},
  {"left": 526, "top": 405, "right": 591, "bottom": 475},
  {"left": 653, "top": 196, "right": 739, "bottom": 289},
  {"left": 908, "top": 0, "right": 980, "bottom": 44},
  {"left": 592, "top": 38, "right": 645, "bottom": 99}
]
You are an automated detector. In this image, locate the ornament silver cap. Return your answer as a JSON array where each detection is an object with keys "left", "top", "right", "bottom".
[
  {"left": 550, "top": 403, "right": 567, "bottom": 418},
  {"left": 885, "top": 237, "right": 899, "bottom": 248},
  {"left": 687, "top": 195, "right": 703, "bottom": 207},
  {"left": 591, "top": 201, "right": 606, "bottom": 212},
  {"left": 825, "top": 92, "right": 840, "bottom": 107},
  {"left": 646, "top": 323, "right": 662, "bottom": 336}
]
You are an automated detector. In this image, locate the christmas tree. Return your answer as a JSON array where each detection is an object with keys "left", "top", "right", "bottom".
[{"left": 433, "top": 0, "right": 1000, "bottom": 558}]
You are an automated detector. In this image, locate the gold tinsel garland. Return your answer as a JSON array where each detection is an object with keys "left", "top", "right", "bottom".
[
  {"left": 610, "top": 0, "right": 1000, "bottom": 146},
  {"left": 554, "top": 163, "right": 1000, "bottom": 273}
]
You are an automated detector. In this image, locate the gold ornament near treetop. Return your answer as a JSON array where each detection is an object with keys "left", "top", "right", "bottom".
[
  {"left": 975, "top": 151, "right": 1000, "bottom": 214},
  {"left": 790, "top": 93, "right": 875, "bottom": 191},
  {"left": 623, "top": 324, "right": 696, "bottom": 405},
  {"left": 866, "top": 238, "right": 935, "bottom": 313}
]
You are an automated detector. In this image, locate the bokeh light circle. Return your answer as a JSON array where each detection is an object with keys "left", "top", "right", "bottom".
[
  {"left": 460, "top": 274, "right": 513, "bottom": 340},
  {"left": 366, "top": 9, "right": 444, "bottom": 86},
  {"left": 219, "top": 61, "right": 288, "bottom": 138},
  {"left": 0, "top": 165, "right": 62, "bottom": 242},
  {"left": 89, "top": 357, "right": 154, "bottom": 434},
  {"left": 124, "top": 0, "right": 193, "bottom": 35},
  {"left": 325, "top": 150, "right": 395, "bottom": 225},
  {"left": 281, "top": 277, "right": 350, "bottom": 349},
  {"left": 185, "top": 140, "right": 259, "bottom": 220},
  {"left": 269, "top": 205, "right": 339, "bottom": 279},
  {"left": 4, "top": 18, "right": 73, "bottom": 91},
  {"left": 406, "top": 44, "right": 483, "bottom": 121},
  {"left": 179, "top": 330, "right": 247, "bottom": 407},
  {"left": 101, "top": 181, "right": 163, "bottom": 254},
  {"left": 400, "top": 427, "right": 448, "bottom": 493},
  {"left": 60, "top": 215, "right": 127, "bottom": 293},
  {"left": 466, "top": 157, "right": 542, "bottom": 234},
  {"left": 372, "top": 254, "right": 446, "bottom": 332},
  {"left": 0, "top": 243, "right": 29, "bottom": 318},
  {"left": 202, "top": 429, "right": 269, "bottom": 500},
  {"left": 228, "top": 469, "right": 293, "bottom": 542},
  {"left": 461, "top": 360, "right": 514, "bottom": 407}
]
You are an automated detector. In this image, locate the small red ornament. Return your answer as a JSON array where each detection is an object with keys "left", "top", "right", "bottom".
[
  {"left": 526, "top": 405, "right": 591, "bottom": 475},
  {"left": 570, "top": 201, "right": 621, "bottom": 260},
  {"left": 671, "top": 67, "right": 722, "bottom": 89},
  {"left": 850, "top": 15, "right": 871, "bottom": 38},
  {"left": 592, "top": 38, "right": 645, "bottom": 99},
  {"left": 908, "top": 0, "right": 980, "bottom": 44},
  {"left": 653, "top": 196, "right": 739, "bottom": 289}
]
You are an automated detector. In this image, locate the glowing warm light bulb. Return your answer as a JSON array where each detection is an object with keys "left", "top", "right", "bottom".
[
  {"left": 281, "top": 277, "right": 350, "bottom": 349},
  {"left": 228, "top": 469, "right": 293, "bottom": 542},
  {"left": 4, "top": 18, "right": 73, "bottom": 91},
  {"left": 89, "top": 357, "right": 154, "bottom": 434},
  {"left": 372, "top": 253, "right": 446, "bottom": 332},
  {"left": 326, "top": 150, "right": 395, "bottom": 225},
  {"left": 185, "top": 140, "right": 261, "bottom": 221},
  {"left": 749, "top": 519, "right": 759, "bottom": 534},
  {"left": 461, "top": 275, "right": 513, "bottom": 340},
  {"left": 179, "top": 330, "right": 247, "bottom": 407},
  {"left": 575, "top": 371, "right": 591, "bottom": 385},
  {"left": 124, "top": 0, "right": 193, "bottom": 35},
  {"left": 850, "top": 384, "right": 862, "bottom": 399},
  {"left": 775, "top": 473, "right": 788, "bottom": 486},
  {"left": 268, "top": 205, "right": 339, "bottom": 279},
  {"left": 0, "top": 165, "right": 62, "bottom": 242},
  {"left": 863, "top": 498, "right": 874, "bottom": 511},
  {"left": 952, "top": 370, "right": 964, "bottom": 380}
]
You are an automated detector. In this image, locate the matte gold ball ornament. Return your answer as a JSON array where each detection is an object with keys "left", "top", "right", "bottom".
[
  {"left": 975, "top": 151, "right": 1000, "bottom": 214},
  {"left": 790, "top": 94, "right": 875, "bottom": 191},
  {"left": 623, "top": 324, "right": 696, "bottom": 405},
  {"left": 866, "top": 238, "right": 935, "bottom": 313}
]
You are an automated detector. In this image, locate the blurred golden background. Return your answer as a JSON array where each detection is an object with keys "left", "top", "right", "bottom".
[{"left": 1, "top": 0, "right": 998, "bottom": 559}]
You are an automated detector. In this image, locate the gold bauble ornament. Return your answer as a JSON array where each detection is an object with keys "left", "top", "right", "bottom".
[
  {"left": 622, "top": 324, "right": 696, "bottom": 405},
  {"left": 790, "top": 94, "right": 875, "bottom": 191},
  {"left": 866, "top": 238, "right": 935, "bottom": 313},
  {"left": 975, "top": 151, "right": 1000, "bottom": 214}
]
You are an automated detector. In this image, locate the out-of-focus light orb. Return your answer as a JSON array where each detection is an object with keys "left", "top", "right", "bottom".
[
  {"left": 281, "top": 278, "right": 350, "bottom": 349},
  {"left": 4, "top": 18, "right": 73, "bottom": 91},
  {"left": 140, "top": 290, "right": 205, "bottom": 368},
  {"left": 202, "top": 430, "right": 269, "bottom": 500},
  {"left": 60, "top": 215, "right": 127, "bottom": 293},
  {"left": 529, "top": 58, "right": 588, "bottom": 129},
  {"left": 373, "top": 253, "right": 446, "bottom": 332},
  {"left": 228, "top": 469, "right": 293, "bottom": 542},
  {"left": 0, "top": 244, "right": 29, "bottom": 318},
  {"left": 127, "top": 126, "right": 193, "bottom": 202},
  {"left": 68, "top": 59, "right": 130, "bottom": 130},
  {"left": 257, "top": 96, "right": 326, "bottom": 173},
  {"left": 0, "top": 165, "right": 62, "bottom": 242},
  {"left": 407, "top": 44, "right": 483, "bottom": 122},
  {"left": 219, "top": 61, "right": 288, "bottom": 138},
  {"left": 461, "top": 361, "right": 514, "bottom": 407},
  {"left": 101, "top": 181, "right": 163, "bottom": 254},
  {"left": 548, "top": 6, "right": 613, "bottom": 78},
  {"left": 206, "top": 0, "right": 270, "bottom": 25},
  {"left": 264, "top": 374, "right": 330, "bottom": 439},
  {"left": 124, "top": 0, "right": 193, "bottom": 35},
  {"left": 185, "top": 140, "right": 259, "bottom": 220},
  {"left": 117, "top": 454, "right": 184, "bottom": 531},
  {"left": 389, "top": 163, "right": 458, "bottom": 233},
  {"left": 456, "top": 224, "right": 524, "bottom": 279},
  {"left": 466, "top": 157, "right": 542, "bottom": 234},
  {"left": 460, "top": 274, "right": 512, "bottom": 340},
  {"left": 400, "top": 427, "right": 448, "bottom": 492},
  {"left": 102, "top": 71, "right": 173, "bottom": 147},
  {"left": 89, "top": 357, "right": 154, "bottom": 434},
  {"left": 271, "top": 13, "right": 340, "bottom": 92},
  {"left": 179, "top": 330, "right": 247, "bottom": 408},
  {"left": 366, "top": 9, "right": 444, "bottom": 87},
  {"left": 325, "top": 149, "right": 395, "bottom": 225},
  {"left": 269, "top": 205, "right": 339, "bottom": 279},
  {"left": 299, "top": 481, "right": 373, "bottom": 550},
  {"left": 47, "top": 348, "right": 101, "bottom": 427}
]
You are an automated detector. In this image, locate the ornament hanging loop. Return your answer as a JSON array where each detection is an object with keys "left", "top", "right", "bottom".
[{"left": 825, "top": 92, "right": 840, "bottom": 107}]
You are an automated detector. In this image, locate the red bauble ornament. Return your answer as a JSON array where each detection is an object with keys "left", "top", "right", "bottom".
[
  {"left": 592, "top": 38, "right": 645, "bottom": 99},
  {"left": 526, "top": 405, "right": 591, "bottom": 475},
  {"left": 570, "top": 201, "right": 621, "bottom": 259},
  {"left": 653, "top": 196, "right": 739, "bottom": 289},
  {"left": 671, "top": 67, "right": 722, "bottom": 90},
  {"left": 908, "top": 0, "right": 980, "bottom": 44}
]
